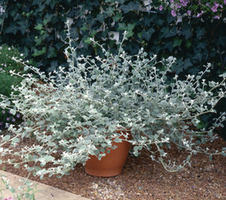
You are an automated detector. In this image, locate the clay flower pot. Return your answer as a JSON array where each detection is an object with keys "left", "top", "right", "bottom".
[{"left": 85, "top": 128, "right": 131, "bottom": 177}]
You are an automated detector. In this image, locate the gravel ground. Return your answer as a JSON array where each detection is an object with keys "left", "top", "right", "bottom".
[{"left": 1, "top": 131, "right": 226, "bottom": 200}]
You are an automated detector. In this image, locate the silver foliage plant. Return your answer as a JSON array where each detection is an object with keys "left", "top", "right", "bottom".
[{"left": 0, "top": 20, "right": 226, "bottom": 178}]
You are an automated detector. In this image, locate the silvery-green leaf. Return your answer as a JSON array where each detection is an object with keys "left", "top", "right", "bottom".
[{"left": 3, "top": 135, "right": 10, "bottom": 141}]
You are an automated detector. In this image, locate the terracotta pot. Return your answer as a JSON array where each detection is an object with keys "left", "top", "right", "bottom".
[{"left": 85, "top": 128, "right": 131, "bottom": 177}]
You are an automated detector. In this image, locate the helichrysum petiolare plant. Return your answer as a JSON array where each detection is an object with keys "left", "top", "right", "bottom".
[{"left": 0, "top": 20, "right": 226, "bottom": 180}]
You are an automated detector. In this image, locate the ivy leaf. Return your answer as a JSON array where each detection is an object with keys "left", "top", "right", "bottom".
[
  {"left": 44, "top": 13, "right": 53, "bottom": 24},
  {"left": 120, "top": 2, "right": 140, "bottom": 14},
  {"left": 90, "top": 30, "right": 97, "bottom": 37},
  {"left": 196, "top": 42, "right": 206, "bottom": 49},
  {"left": 172, "top": 58, "right": 184, "bottom": 74},
  {"left": 164, "top": 41, "right": 173, "bottom": 52},
  {"left": 118, "top": 23, "right": 126, "bottom": 30},
  {"left": 9, "top": 9, "right": 17, "bottom": 18},
  {"left": 112, "top": 12, "right": 122, "bottom": 22},
  {"left": 55, "top": 42, "right": 64, "bottom": 50},
  {"left": 45, "top": 0, "right": 52, "bottom": 5},
  {"left": 47, "top": 47, "right": 57, "bottom": 58},
  {"left": 5, "top": 23, "right": 18, "bottom": 34},
  {"left": 167, "top": 13, "right": 176, "bottom": 24},
  {"left": 183, "top": 58, "right": 193, "bottom": 70},
  {"left": 32, "top": 47, "right": 47, "bottom": 57},
  {"left": 46, "top": 60, "right": 58, "bottom": 72},
  {"left": 68, "top": 8, "right": 80, "bottom": 18},
  {"left": 70, "top": 27, "right": 79, "bottom": 38},
  {"left": 118, "top": 23, "right": 135, "bottom": 37},
  {"left": 193, "top": 48, "right": 203, "bottom": 61},
  {"left": 172, "top": 58, "right": 193, "bottom": 74},
  {"left": 105, "top": 7, "right": 115, "bottom": 15},
  {"left": 155, "top": 19, "right": 164, "bottom": 26},
  {"left": 37, "top": 4, "right": 45, "bottom": 12},
  {"left": 185, "top": 40, "right": 192, "bottom": 49},
  {"left": 142, "top": 28, "right": 155, "bottom": 41},
  {"left": 161, "top": 26, "right": 177, "bottom": 38},
  {"left": 91, "top": 0, "right": 99, "bottom": 6},
  {"left": 17, "top": 20, "right": 29, "bottom": 35},
  {"left": 143, "top": 17, "right": 152, "bottom": 27},
  {"left": 195, "top": 27, "right": 205, "bottom": 39},
  {"left": 216, "top": 37, "right": 226, "bottom": 46},
  {"left": 96, "top": 13, "right": 108, "bottom": 23},
  {"left": 32, "top": 0, "right": 42, "bottom": 6},
  {"left": 84, "top": 36, "right": 92, "bottom": 44},
  {"left": 35, "top": 24, "right": 43, "bottom": 30},
  {"left": 117, "top": 0, "right": 125, "bottom": 3},
  {"left": 49, "top": 0, "right": 58, "bottom": 9},
  {"left": 188, "top": 67, "right": 200, "bottom": 75},
  {"left": 210, "top": 49, "right": 217, "bottom": 58},
  {"left": 151, "top": 44, "right": 162, "bottom": 54},
  {"left": 34, "top": 35, "right": 42, "bottom": 46},
  {"left": 181, "top": 25, "right": 192, "bottom": 40},
  {"left": 87, "top": 16, "right": 96, "bottom": 27},
  {"left": 173, "top": 37, "right": 182, "bottom": 47},
  {"left": 143, "top": 15, "right": 156, "bottom": 26}
]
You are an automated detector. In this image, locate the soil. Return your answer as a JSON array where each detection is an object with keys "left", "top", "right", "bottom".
[{"left": 1, "top": 131, "right": 226, "bottom": 200}]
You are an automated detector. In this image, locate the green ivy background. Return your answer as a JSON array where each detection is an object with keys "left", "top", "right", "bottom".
[{"left": 0, "top": 0, "right": 225, "bottom": 76}]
